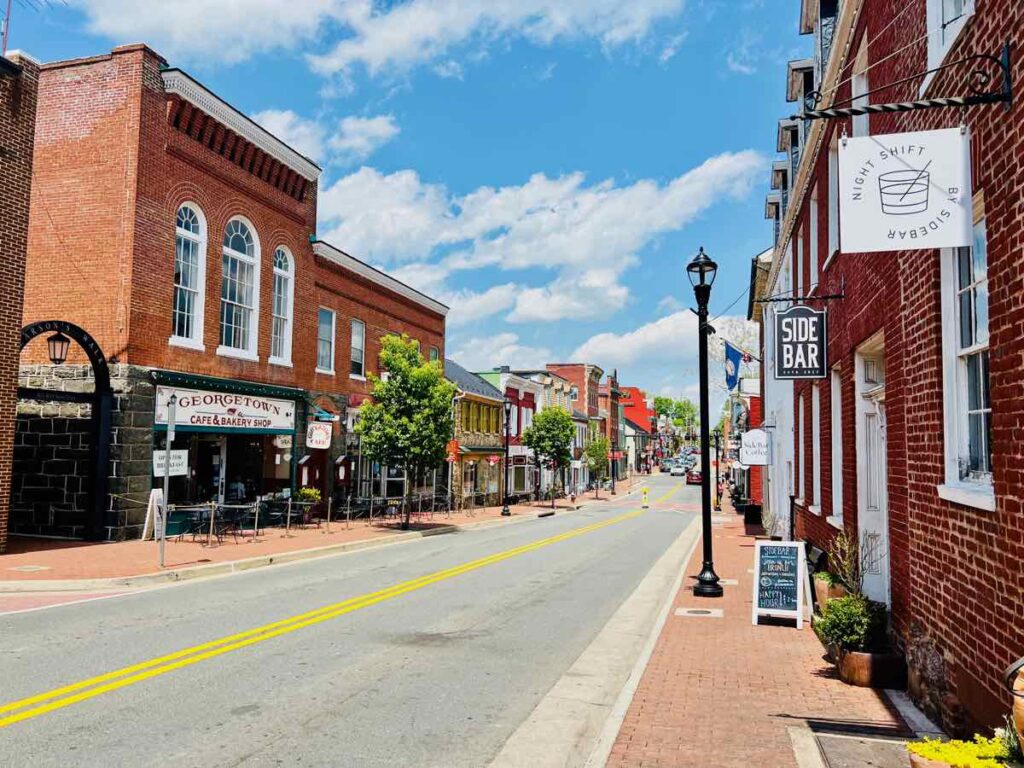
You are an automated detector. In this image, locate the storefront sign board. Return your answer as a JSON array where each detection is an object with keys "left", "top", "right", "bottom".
[
  {"left": 306, "top": 422, "right": 332, "bottom": 449},
  {"left": 774, "top": 306, "right": 827, "bottom": 379},
  {"left": 152, "top": 449, "right": 189, "bottom": 478},
  {"left": 838, "top": 127, "right": 972, "bottom": 253},
  {"left": 155, "top": 386, "right": 295, "bottom": 434},
  {"left": 740, "top": 429, "right": 769, "bottom": 466},
  {"left": 752, "top": 541, "right": 810, "bottom": 629}
]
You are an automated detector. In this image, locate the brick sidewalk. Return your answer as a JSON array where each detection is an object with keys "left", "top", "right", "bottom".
[
  {"left": 0, "top": 475, "right": 645, "bottom": 584},
  {"left": 606, "top": 500, "right": 911, "bottom": 768}
]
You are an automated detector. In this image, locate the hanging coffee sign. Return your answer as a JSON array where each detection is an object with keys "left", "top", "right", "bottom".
[
  {"left": 838, "top": 127, "right": 972, "bottom": 254},
  {"left": 774, "top": 306, "right": 827, "bottom": 379}
]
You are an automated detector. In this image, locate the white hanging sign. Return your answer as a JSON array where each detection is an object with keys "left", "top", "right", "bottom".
[
  {"left": 740, "top": 429, "right": 769, "bottom": 466},
  {"left": 838, "top": 127, "right": 972, "bottom": 254},
  {"left": 305, "top": 421, "right": 333, "bottom": 450}
]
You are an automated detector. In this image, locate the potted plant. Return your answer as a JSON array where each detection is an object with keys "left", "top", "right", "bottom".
[
  {"left": 906, "top": 724, "right": 1022, "bottom": 767},
  {"left": 297, "top": 486, "right": 322, "bottom": 503},
  {"left": 813, "top": 571, "right": 848, "bottom": 612},
  {"left": 1005, "top": 656, "right": 1024, "bottom": 744},
  {"left": 816, "top": 595, "right": 906, "bottom": 688}
]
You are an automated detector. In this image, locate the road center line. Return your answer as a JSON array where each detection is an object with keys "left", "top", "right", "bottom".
[{"left": 0, "top": 484, "right": 681, "bottom": 729}]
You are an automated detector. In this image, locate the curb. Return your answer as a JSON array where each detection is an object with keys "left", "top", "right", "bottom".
[{"left": 0, "top": 484, "right": 646, "bottom": 593}]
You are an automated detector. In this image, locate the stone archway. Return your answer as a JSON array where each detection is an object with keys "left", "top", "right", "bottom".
[{"left": 15, "top": 320, "right": 113, "bottom": 540}]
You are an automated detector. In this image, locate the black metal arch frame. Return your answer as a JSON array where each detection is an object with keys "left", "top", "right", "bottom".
[
  {"left": 19, "top": 320, "right": 113, "bottom": 540},
  {"left": 794, "top": 42, "right": 1012, "bottom": 121}
]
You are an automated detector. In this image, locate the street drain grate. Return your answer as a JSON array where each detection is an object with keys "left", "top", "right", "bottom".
[{"left": 675, "top": 607, "right": 724, "bottom": 618}]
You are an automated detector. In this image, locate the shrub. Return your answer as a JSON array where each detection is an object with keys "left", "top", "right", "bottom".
[
  {"left": 907, "top": 735, "right": 1011, "bottom": 767},
  {"left": 814, "top": 571, "right": 839, "bottom": 585},
  {"left": 297, "top": 487, "right": 322, "bottom": 503},
  {"left": 815, "top": 595, "right": 887, "bottom": 653}
]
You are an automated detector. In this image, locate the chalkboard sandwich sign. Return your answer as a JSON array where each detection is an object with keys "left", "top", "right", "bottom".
[{"left": 751, "top": 540, "right": 809, "bottom": 629}]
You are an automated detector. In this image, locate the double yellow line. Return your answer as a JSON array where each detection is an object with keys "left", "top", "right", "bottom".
[{"left": 0, "top": 485, "right": 679, "bottom": 729}]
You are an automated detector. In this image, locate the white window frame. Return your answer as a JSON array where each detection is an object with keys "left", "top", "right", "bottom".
[
  {"left": 798, "top": 394, "right": 806, "bottom": 503},
  {"left": 170, "top": 202, "right": 207, "bottom": 351},
  {"left": 809, "top": 187, "right": 819, "bottom": 290},
  {"left": 316, "top": 307, "right": 336, "bottom": 375},
  {"left": 510, "top": 400, "right": 519, "bottom": 435},
  {"left": 851, "top": 42, "right": 870, "bottom": 138},
  {"left": 938, "top": 215, "right": 994, "bottom": 511},
  {"left": 350, "top": 318, "right": 366, "bottom": 380},
  {"left": 829, "top": 367, "right": 844, "bottom": 528},
  {"left": 810, "top": 384, "right": 821, "bottom": 514},
  {"left": 269, "top": 246, "right": 294, "bottom": 367},
  {"left": 217, "top": 216, "right": 261, "bottom": 361},
  {"left": 925, "top": 0, "right": 975, "bottom": 84},
  {"left": 826, "top": 139, "right": 840, "bottom": 268},
  {"left": 796, "top": 231, "right": 804, "bottom": 299}
]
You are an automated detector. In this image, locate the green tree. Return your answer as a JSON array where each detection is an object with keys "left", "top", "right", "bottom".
[
  {"left": 355, "top": 334, "right": 456, "bottom": 530},
  {"left": 584, "top": 436, "right": 611, "bottom": 499},
  {"left": 522, "top": 406, "right": 575, "bottom": 508},
  {"left": 653, "top": 396, "right": 674, "bottom": 418}
]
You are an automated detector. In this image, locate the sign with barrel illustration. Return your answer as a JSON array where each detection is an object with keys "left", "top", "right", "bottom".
[{"left": 838, "top": 127, "right": 973, "bottom": 254}]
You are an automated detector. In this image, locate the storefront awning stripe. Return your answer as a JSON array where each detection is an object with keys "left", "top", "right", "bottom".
[{"left": 149, "top": 370, "right": 305, "bottom": 401}]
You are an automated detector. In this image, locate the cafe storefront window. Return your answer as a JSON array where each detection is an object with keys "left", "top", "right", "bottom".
[{"left": 153, "top": 379, "right": 299, "bottom": 506}]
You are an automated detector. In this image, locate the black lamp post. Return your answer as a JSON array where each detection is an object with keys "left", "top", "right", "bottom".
[
  {"left": 610, "top": 435, "right": 617, "bottom": 495},
  {"left": 688, "top": 247, "right": 723, "bottom": 598},
  {"left": 47, "top": 331, "right": 71, "bottom": 365},
  {"left": 713, "top": 427, "right": 722, "bottom": 511},
  {"left": 502, "top": 398, "right": 512, "bottom": 516}
]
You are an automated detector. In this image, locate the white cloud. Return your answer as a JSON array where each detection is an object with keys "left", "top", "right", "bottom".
[
  {"left": 572, "top": 310, "right": 700, "bottom": 367},
  {"left": 74, "top": 0, "right": 350, "bottom": 64},
  {"left": 444, "top": 284, "right": 519, "bottom": 327},
  {"left": 252, "top": 109, "right": 326, "bottom": 162},
  {"left": 329, "top": 115, "right": 401, "bottom": 163},
  {"left": 433, "top": 60, "right": 465, "bottom": 79},
  {"left": 658, "top": 32, "right": 687, "bottom": 63},
  {"left": 253, "top": 110, "right": 399, "bottom": 166},
  {"left": 656, "top": 295, "right": 685, "bottom": 315},
  {"left": 317, "top": 150, "right": 765, "bottom": 324},
  {"left": 725, "top": 28, "right": 760, "bottom": 75},
  {"left": 448, "top": 332, "right": 551, "bottom": 372},
  {"left": 308, "top": 0, "right": 686, "bottom": 77}
]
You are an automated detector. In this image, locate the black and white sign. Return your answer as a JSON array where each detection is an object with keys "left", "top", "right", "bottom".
[
  {"left": 740, "top": 429, "right": 769, "bottom": 466},
  {"left": 152, "top": 449, "right": 188, "bottom": 477},
  {"left": 774, "top": 306, "right": 827, "bottom": 379},
  {"left": 752, "top": 540, "right": 808, "bottom": 629},
  {"left": 838, "top": 127, "right": 972, "bottom": 254}
]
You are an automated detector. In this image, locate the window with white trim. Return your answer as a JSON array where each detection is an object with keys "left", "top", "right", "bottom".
[
  {"left": 429, "top": 346, "right": 439, "bottom": 362},
  {"left": 795, "top": 236, "right": 803, "bottom": 300},
  {"left": 830, "top": 367, "right": 843, "bottom": 523},
  {"left": 798, "top": 394, "right": 806, "bottom": 500},
  {"left": 270, "top": 247, "right": 293, "bottom": 364},
  {"left": 171, "top": 204, "right": 206, "bottom": 347},
  {"left": 851, "top": 42, "right": 870, "bottom": 138},
  {"left": 219, "top": 218, "right": 259, "bottom": 357},
  {"left": 317, "top": 308, "right": 335, "bottom": 373},
  {"left": 941, "top": 216, "right": 991, "bottom": 493},
  {"left": 809, "top": 187, "right": 819, "bottom": 289},
  {"left": 927, "top": 0, "right": 975, "bottom": 71},
  {"left": 827, "top": 139, "right": 840, "bottom": 259},
  {"left": 811, "top": 384, "right": 821, "bottom": 510},
  {"left": 350, "top": 319, "right": 365, "bottom": 377}
]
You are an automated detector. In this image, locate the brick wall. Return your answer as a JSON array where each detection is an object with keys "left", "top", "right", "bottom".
[
  {"left": 782, "top": 0, "right": 1023, "bottom": 733},
  {"left": 0, "top": 54, "right": 38, "bottom": 553}
]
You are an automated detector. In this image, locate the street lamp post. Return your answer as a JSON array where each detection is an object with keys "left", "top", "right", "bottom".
[
  {"left": 502, "top": 398, "right": 512, "bottom": 516},
  {"left": 610, "top": 436, "right": 617, "bottom": 495},
  {"left": 713, "top": 427, "right": 722, "bottom": 511},
  {"left": 688, "top": 247, "right": 723, "bottom": 598}
]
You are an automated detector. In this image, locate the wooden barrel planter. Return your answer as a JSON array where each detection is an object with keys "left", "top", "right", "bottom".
[
  {"left": 1006, "top": 655, "right": 1024, "bottom": 743},
  {"left": 837, "top": 649, "right": 907, "bottom": 688}
]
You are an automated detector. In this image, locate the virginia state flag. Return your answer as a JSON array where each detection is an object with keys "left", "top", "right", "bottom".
[{"left": 724, "top": 341, "right": 742, "bottom": 391}]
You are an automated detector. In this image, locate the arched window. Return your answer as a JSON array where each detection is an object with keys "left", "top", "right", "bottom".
[
  {"left": 219, "top": 218, "right": 260, "bottom": 358},
  {"left": 171, "top": 204, "right": 207, "bottom": 348},
  {"left": 269, "top": 246, "right": 294, "bottom": 364}
]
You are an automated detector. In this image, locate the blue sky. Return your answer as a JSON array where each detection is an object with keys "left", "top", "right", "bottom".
[{"left": 12, "top": 0, "right": 807, "bottom": 409}]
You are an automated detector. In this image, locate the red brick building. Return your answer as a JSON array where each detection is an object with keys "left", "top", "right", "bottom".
[
  {"left": 14, "top": 45, "right": 446, "bottom": 540},
  {"left": 0, "top": 52, "right": 38, "bottom": 553},
  {"left": 755, "top": 0, "right": 1023, "bottom": 734}
]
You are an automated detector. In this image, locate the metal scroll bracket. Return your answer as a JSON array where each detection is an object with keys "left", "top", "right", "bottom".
[{"left": 793, "top": 42, "right": 1012, "bottom": 122}]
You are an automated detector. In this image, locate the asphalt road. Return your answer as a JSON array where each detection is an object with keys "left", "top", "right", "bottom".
[{"left": 0, "top": 476, "right": 697, "bottom": 767}]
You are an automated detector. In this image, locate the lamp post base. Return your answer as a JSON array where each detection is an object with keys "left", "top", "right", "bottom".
[
  {"left": 693, "top": 562, "right": 723, "bottom": 597},
  {"left": 501, "top": 505, "right": 511, "bottom": 516}
]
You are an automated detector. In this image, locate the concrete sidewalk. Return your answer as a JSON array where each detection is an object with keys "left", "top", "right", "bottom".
[
  {"left": 602, "top": 498, "right": 915, "bottom": 768},
  {"left": 0, "top": 475, "right": 646, "bottom": 596}
]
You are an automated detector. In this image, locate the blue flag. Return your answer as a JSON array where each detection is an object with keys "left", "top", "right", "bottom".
[{"left": 724, "top": 341, "right": 742, "bottom": 391}]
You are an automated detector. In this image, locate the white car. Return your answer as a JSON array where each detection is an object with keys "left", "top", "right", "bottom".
[{"left": 670, "top": 464, "right": 687, "bottom": 476}]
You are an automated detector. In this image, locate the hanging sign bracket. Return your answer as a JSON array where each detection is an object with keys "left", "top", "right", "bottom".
[{"left": 793, "top": 42, "right": 1012, "bottom": 122}]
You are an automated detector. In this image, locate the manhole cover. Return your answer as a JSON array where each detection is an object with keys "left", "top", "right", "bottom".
[
  {"left": 675, "top": 607, "right": 724, "bottom": 618},
  {"left": 9, "top": 565, "right": 51, "bottom": 572}
]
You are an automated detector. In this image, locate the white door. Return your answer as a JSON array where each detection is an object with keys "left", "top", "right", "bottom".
[{"left": 859, "top": 393, "right": 890, "bottom": 605}]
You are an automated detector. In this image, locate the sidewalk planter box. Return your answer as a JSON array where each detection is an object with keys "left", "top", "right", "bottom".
[
  {"left": 813, "top": 578, "right": 848, "bottom": 612},
  {"left": 1013, "top": 665, "right": 1024, "bottom": 742},
  {"left": 837, "top": 649, "right": 907, "bottom": 688}
]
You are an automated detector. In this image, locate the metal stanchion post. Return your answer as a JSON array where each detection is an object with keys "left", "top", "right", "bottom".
[
  {"left": 252, "top": 497, "right": 260, "bottom": 542},
  {"left": 207, "top": 501, "right": 216, "bottom": 547},
  {"left": 284, "top": 497, "right": 293, "bottom": 537},
  {"left": 346, "top": 495, "right": 352, "bottom": 530},
  {"left": 325, "top": 496, "right": 332, "bottom": 534},
  {"left": 159, "top": 393, "right": 177, "bottom": 568}
]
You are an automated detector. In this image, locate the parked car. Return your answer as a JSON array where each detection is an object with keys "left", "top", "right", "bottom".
[
  {"left": 670, "top": 464, "right": 687, "bottom": 477},
  {"left": 686, "top": 468, "right": 702, "bottom": 484}
]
